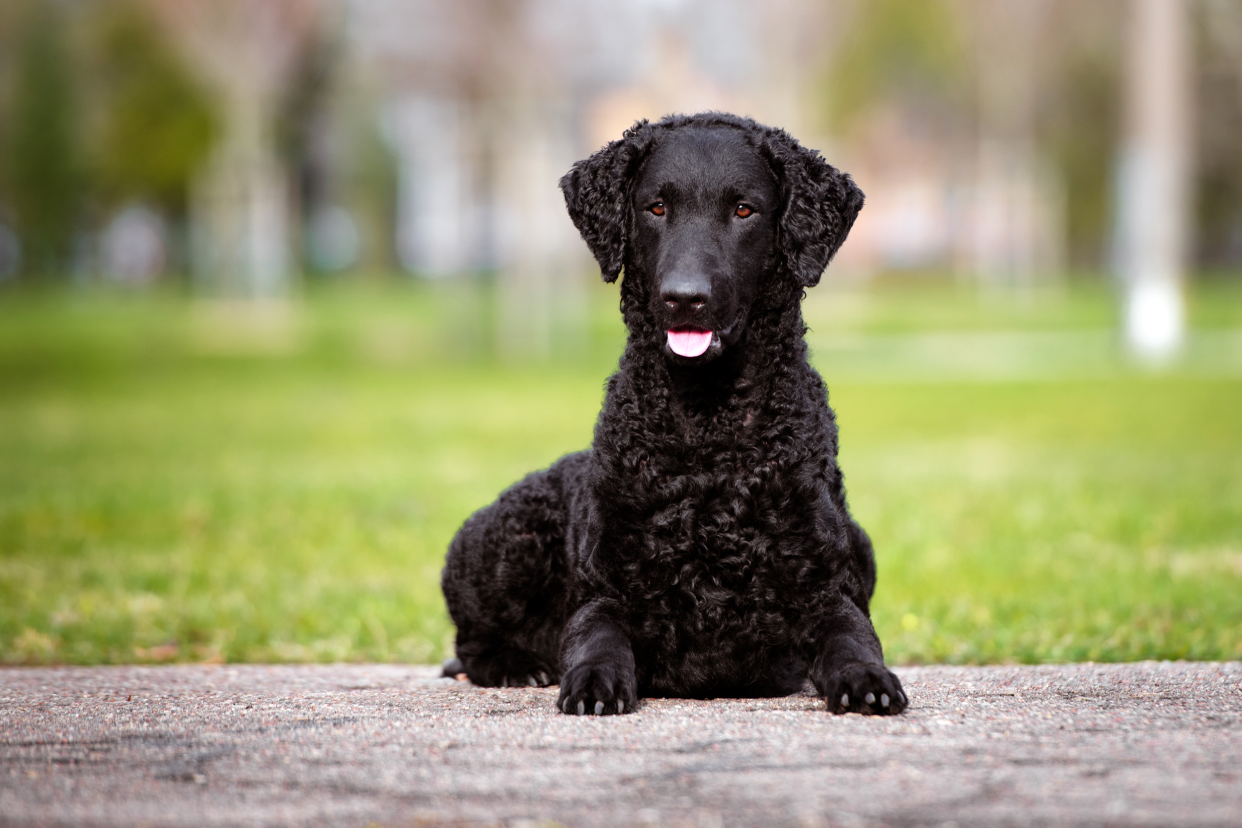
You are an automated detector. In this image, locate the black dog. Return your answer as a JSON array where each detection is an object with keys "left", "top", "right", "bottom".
[{"left": 441, "top": 112, "right": 906, "bottom": 716}]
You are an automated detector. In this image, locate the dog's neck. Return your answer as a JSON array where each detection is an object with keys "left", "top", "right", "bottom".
[{"left": 663, "top": 335, "right": 759, "bottom": 407}]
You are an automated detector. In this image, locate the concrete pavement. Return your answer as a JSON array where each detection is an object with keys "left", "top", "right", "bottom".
[{"left": 1, "top": 661, "right": 1239, "bottom": 827}]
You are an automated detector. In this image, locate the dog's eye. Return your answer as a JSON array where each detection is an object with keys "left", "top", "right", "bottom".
[
  {"left": 735, "top": 204, "right": 754, "bottom": 218},
  {"left": 649, "top": 202, "right": 666, "bottom": 217}
]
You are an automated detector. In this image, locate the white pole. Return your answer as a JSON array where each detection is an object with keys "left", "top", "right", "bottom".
[{"left": 1117, "top": 0, "right": 1192, "bottom": 361}]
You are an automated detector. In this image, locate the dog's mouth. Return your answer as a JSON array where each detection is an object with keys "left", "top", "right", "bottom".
[
  {"left": 667, "top": 328, "right": 715, "bottom": 358},
  {"left": 665, "top": 321, "right": 740, "bottom": 363}
]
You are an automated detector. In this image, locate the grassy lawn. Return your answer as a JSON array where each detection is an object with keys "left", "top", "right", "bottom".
[{"left": 1, "top": 276, "right": 1240, "bottom": 666}]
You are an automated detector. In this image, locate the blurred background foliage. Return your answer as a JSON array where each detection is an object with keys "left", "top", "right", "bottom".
[
  {"left": 84, "top": 0, "right": 217, "bottom": 216},
  {"left": 826, "top": 0, "right": 968, "bottom": 131},
  {"left": 2, "top": 0, "right": 82, "bottom": 277},
  {"left": 0, "top": 0, "right": 1241, "bottom": 287},
  {"left": 0, "top": 0, "right": 216, "bottom": 277},
  {"left": 0, "top": 0, "right": 1239, "bottom": 667}
]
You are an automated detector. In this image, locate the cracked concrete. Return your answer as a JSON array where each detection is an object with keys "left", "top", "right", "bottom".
[{"left": 1, "top": 662, "right": 1239, "bottom": 827}]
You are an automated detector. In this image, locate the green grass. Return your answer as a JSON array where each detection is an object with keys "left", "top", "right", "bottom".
[{"left": 1, "top": 276, "right": 1240, "bottom": 666}]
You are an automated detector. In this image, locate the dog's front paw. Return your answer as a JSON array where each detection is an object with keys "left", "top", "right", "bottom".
[
  {"left": 818, "top": 662, "right": 907, "bottom": 715},
  {"left": 557, "top": 660, "right": 637, "bottom": 715},
  {"left": 498, "top": 670, "right": 557, "bottom": 688},
  {"left": 453, "top": 651, "right": 559, "bottom": 688}
]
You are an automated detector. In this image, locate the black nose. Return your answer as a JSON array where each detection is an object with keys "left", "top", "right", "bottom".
[{"left": 661, "top": 271, "right": 710, "bottom": 315}]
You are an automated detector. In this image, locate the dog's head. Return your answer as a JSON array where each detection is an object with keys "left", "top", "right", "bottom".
[{"left": 560, "top": 113, "right": 864, "bottom": 364}]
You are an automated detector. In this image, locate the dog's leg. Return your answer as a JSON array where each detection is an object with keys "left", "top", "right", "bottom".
[
  {"left": 556, "top": 601, "right": 637, "bottom": 715},
  {"left": 847, "top": 519, "right": 877, "bottom": 604},
  {"left": 808, "top": 599, "right": 907, "bottom": 715}
]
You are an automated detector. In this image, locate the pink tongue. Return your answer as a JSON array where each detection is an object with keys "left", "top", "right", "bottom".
[{"left": 667, "top": 329, "right": 713, "bottom": 358}]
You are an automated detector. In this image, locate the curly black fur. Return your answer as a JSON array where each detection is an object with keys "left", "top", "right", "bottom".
[{"left": 441, "top": 112, "right": 906, "bottom": 716}]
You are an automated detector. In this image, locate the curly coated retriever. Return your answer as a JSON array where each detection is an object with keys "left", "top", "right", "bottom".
[{"left": 440, "top": 112, "right": 906, "bottom": 716}]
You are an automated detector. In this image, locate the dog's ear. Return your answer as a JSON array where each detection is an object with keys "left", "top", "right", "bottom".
[
  {"left": 761, "top": 131, "right": 864, "bottom": 288},
  {"left": 560, "top": 122, "right": 653, "bottom": 283}
]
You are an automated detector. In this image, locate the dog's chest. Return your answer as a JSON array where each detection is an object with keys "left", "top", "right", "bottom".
[
  {"left": 597, "top": 369, "right": 842, "bottom": 640},
  {"left": 621, "top": 458, "right": 825, "bottom": 608}
]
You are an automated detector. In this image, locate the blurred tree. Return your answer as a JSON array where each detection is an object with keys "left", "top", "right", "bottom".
[
  {"left": 825, "top": 0, "right": 967, "bottom": 131},
  {"left": 1196, "top": 0, "right": 1242, "bottom": 270},
  {"left": 341, "top": 95, "right": 400, "bottom": 273},
  {"left": 277, "top": 24, "right": 339, "bottom": 185},
  {"left": 4, "top": 0, "right": 81, "bottom": 277},
  {"left": 151, "top": 0, "right": 320, "bottom": 300},
  {"left": 1039, "top": 2, "right": 1124, "bottom": 270},
  {"left": 84, "top": 0, "right": 217, "bottom": 217},
  {"left": 275, "top": 22, "right": 343, "bottom": 273},
  {"left": 1114, "top": 0, "right": 1192, "bottom": 359},
  {"left": 0, "top": 0, "right": 29, "bottom": 201}
]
